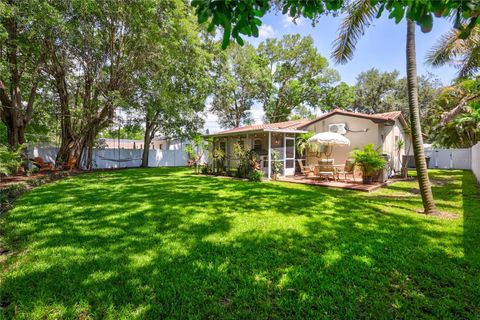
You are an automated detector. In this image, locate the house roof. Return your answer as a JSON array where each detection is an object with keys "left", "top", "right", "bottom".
[
  {"left": 207, "top": 109, "right": 408, "bottom": 137},
  {"left": 208, "top": 119, "right": 311, "bottom": 136},
  {"left": 299, "top": 109, "right": 407, "bottom": 128}
]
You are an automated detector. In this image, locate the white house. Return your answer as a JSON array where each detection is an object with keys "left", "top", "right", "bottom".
[{"left": 207, "top": 109, "right": 411, "bottom": 178}]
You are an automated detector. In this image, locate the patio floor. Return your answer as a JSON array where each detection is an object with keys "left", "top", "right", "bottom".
[{"left": 278, "top": 175, "right": 406, "bottom": 192}]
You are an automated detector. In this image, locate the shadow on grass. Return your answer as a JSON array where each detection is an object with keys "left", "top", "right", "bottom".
[{"left": 0, "top": 168, "right": 479, "bottom": 318}]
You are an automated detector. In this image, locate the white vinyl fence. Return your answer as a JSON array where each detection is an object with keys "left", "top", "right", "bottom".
[
  {"left": 29, "top": 147, "right": 193, "bottom": 169},
  {"left": 424, "top": 143, "right": 480, "bottom": 183},
  {"left": 472, "top": 143, "right": 480, "bottom": 183},
  {"left": 425, "top": 148, "right": 472, "bottom": 170}
]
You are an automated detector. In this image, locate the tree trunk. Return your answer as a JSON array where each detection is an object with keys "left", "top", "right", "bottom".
[
  {"left": 406, "top": 20, "right": 437, "bottom": 214},
  {"left": 141, "top": 119, "right": 152, "bottom": 168},
  {"left": 0, "top": 15, "right": 41, "bottom": 170}
]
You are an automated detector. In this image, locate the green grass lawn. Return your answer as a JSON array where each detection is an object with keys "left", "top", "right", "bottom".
[{"left": 1, "top": 168, "right": 479, "bottom": 319}]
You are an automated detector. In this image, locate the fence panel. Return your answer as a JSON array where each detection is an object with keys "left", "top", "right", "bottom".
[
  {"left": 426, "top": 148, "right": 472, "bottom": 170},
  {"left": 148, "top": 149, "right": 189, "bottom": 167},
  {"left": 93, "top": 149, "right": 143, "bottom": 168},
  {"left": 472, "top": 143, "right": 480, "bottom": 183},
  {"left": 29, "top": 147, "right": 189, "bottom": 169}
]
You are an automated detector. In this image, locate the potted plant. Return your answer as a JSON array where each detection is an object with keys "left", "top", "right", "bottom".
[{"left": 351, "top": 144, "right": 387, "bottom": 184}]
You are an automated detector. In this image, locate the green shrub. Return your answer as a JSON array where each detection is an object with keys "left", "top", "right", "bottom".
[
  {"left": 248, "top": 170, "right": 264, "bottom": 182},
  {"left": 0, "top": 144, "right": 24, "bottom": 176}
]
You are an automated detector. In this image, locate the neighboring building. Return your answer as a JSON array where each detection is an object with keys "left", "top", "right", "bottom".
[
  {"left": 206, "top": 109, "right": 411, "bottom": 178},
  {"left": 101, "top": 137, "right": 188, "bottom": 151}
]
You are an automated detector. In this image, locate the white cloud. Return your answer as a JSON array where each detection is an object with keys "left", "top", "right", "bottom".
[
  {"left": 282, "top": 15, "right": 306, "bottom": 28},
  {"left": 258, "top": 24, "right": 275, "bottom": 39}
]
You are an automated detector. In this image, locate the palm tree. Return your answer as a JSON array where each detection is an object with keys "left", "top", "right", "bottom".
[
  {"left": 405, "top": 20, "right": 436, "bottom": 214},
  {"left": 332, "top": 1, "right": 437, "bottom": 214}
]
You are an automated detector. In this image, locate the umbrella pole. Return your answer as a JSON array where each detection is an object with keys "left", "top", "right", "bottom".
[{"left": 325, "top": 144, "right": 333, "bottom": 162}]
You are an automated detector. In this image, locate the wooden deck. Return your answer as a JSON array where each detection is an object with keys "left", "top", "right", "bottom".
[{"left": 278, "top": 175, "right": 404, "bottom": 192}]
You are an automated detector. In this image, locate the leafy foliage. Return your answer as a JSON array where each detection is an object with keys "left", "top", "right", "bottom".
[
  {"left": 295, "top": 132, "right": 315, "bottom": 157},
  {"left": 211, "top": 43, "right": 261, "bottom": 129},
  {"left": 248, "top": 169, "right": 264, "bottom": 182},
  {"left": 0, "top": 144, "right": 24, "bottom": 176},
  {"left": 351, "top": 143, "right": 387, "bottom": 178},
  {"left": 352, "top": 68, "right": 441, "bottom": 134},
  {"left": 429, "top": 77, "right": 480, "bottom": 148},
  {"left": 257, "top": 34, "right": 340, "bottom": 122}
]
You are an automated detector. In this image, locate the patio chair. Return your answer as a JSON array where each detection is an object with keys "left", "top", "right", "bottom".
[
  {"left": 336, "top": 159, "right": 355, "bottom": 182},
  {"left": 61, "top": 157, "right": 77, "bottom": 171},
  {"left": 297, "top": 159, "right": 313, "bottom": 176},
  {"left": 29, "top": 157, "right": 54, "bottom": 172}
]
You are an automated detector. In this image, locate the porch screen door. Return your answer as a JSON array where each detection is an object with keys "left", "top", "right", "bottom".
[{"left": 284, "top": 136, "right": 295, "bottom": 176}]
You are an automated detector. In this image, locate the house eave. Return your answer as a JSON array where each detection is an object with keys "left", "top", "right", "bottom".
[
  {"left": 204, "top": 128, "right": 308, "bottom": 138},
  {"left": 262, "top": 129, "right": 308, "bottom": 134}
]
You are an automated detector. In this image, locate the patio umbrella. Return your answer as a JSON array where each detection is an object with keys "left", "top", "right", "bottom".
[{"left": 307, "top": 132, "right": 350, "bottom": 160}]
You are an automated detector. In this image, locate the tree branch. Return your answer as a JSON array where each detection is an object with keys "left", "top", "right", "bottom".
[{"left": 441, "top": 92, "right": 480, "bottom": 124}]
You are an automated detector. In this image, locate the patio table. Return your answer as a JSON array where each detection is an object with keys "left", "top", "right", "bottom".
[{"left": 313, "top": 164, "right": 344, "bottom": 182}]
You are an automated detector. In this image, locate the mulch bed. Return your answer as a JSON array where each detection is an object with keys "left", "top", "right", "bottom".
[{"left": 0, "top": 170, "right": 80, "bottom": 189}]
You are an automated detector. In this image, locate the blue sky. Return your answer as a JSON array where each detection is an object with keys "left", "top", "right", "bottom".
[{"left": 204, "top": 12, "right": 459, "bottom": 133}]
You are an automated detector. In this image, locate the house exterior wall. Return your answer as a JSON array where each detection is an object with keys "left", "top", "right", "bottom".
[
  {"left": 381, "top": 118, "right": 410, "bottom": 173},
  {"left": 303, "top": 114, "right": 382, "bottom": 166}
]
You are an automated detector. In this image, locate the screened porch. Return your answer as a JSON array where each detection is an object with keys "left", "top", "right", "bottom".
[{"left": 211, "top": 128, "right": 307, "bottom": 179}]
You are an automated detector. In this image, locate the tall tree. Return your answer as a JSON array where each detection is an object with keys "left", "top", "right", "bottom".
[
  {"left": 0, "top": 1, "right": 47, "bottom": 150},
  {"left": 256, "top": 34, "right": 338, "bottom": 123},
  {"left": 43, "top": 0, "right": 175, "bottom": 169},
  {"left": 352, "top": 68, "right": 441, "bottom": 133},
  {"left": 353, "top": 68, "right": 400, "bottom": 113},
  {"left": 405, "top": 20, "right": 437, "bottom": 214},
  {"left": 210, "top": 43, "right": 261, "bottom": 129},
  {"left": 392, "top": 74, "right": 442, "bottom": 134},
  {"left": 129, "top": 3, "right": 211, "bottom": 167}
]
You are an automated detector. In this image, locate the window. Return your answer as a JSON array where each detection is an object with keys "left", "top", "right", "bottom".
[
  {"left": 253, "top": 139, "right": 262, "bottom": 151},
  {"left": 220, "top": 141, "right": 226, "bottom": 153}
]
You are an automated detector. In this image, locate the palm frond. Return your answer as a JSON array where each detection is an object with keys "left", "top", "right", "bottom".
[
  {"left": 426, "top": 25, "right": 480, "bottom": 78},
  {"left": 331, "top": 0, "right": 377, "bottom": 64},
  {"left": 458, "top": 38, "right": 480, "bottom": 78},
  {"left": 425, "top": 29, "right": 465, "bottom": 66}
]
